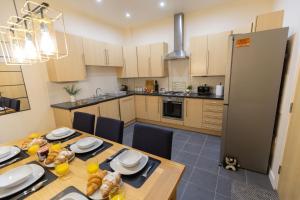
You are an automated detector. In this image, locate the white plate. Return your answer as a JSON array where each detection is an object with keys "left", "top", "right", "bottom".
[
  {"left": 43, "top": 154, "right": 75, "bottom": 168},
  {"left": 110, "top": 153, "right": 149, "bottom": 175},
  {"left": 77, "top": 137, "right": 98, "bottom": 149},
  {"left": 0, "top": 146, "right": 21, "bottom": 163},
  {"left": 46, "top": 129, "right": 76, "bottom": 140},
  {"left": 0, "top": 146, "right": 11, "bottom": 159},
  {"left": 0, "top": 164, "right": 45, "bottom": 199},
  {"left": 118, "top": 150, "right": 143, "bottom": 168},
  {"left": 59, "top": 192, "right": 89, "bottom": 200},
  {"left": 70, "top": 138, "right": 103, "bottom": 154},
  {"left": 0, "top": 165, "right": 32, "bottom": 189}
]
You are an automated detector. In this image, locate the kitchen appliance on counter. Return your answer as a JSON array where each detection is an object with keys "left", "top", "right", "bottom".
[
  {"left": 198, "top": 84, "right": 211, "bottom": 95},
  {"left": 221, "top": 28, "right": 288, "bottom": 174},
  {"left": 120, "top": 85, "right": 128, "bottom": 92},
  {"left": 162, "top": 96, "right": 184, "bottom": 120}
]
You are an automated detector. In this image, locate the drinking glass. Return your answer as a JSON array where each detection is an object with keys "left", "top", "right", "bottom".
[
  {"left": 109, "top": 187, "right": 125, "bottom": 200},
  {"left": 27, "top": 144, "right": 40, "bottom": 155},
  {"left": 55, "top": 161, "right": 70, "bottom": 177},
  {"left": 87, "top": 159, "right": 99, "bottom": 174}
]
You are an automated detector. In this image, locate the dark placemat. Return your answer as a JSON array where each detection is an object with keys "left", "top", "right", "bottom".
[
  {"left": 99, "top": 148, "right": 161, "bottom": 188},
  {"left": 50, "top": 186, "right": 91, "bottom": 200},
  {"left": 0, "top": 147, "right": 29, "bottom": 169},
  {"left": 66, "top": 141, "right": 113, "bottom": 161},
  {"left": 43, "top": 132, "right": 82, "bottom": 143},
  {"left": 3, "top": 161, "right": 57, "bottom": 200}
]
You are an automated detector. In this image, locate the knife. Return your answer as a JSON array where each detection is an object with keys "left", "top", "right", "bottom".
[
  {"left": 0, "top": 157, "right": 20, "bottom": 168},
  {"left": 88, "top": 146, "right": 105, "bottom": 158},
  {"left": 142, "top": 162, "right": 155, "bottom": 178},
  {"left": 12, "top": 179, "right": 48, "bottom": 200},
  {"left": 105, "top": 149, "right": 127, "bottom": 163}
]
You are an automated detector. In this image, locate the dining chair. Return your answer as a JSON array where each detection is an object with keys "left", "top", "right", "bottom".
[
  {"left": 132, "top": 124, "right": 173, "bottom": 160},
  {"left": 72, "top": 112, "right": 95, "bottom": 134},
  {"left": 95, "top": 117, "right": 124, "bottom": 144},
  {"left": 0, "top": 97, "right": 11, "bottom": 108},
  {"left": 10, "top": 99, "right": 20, "bottom": 112}
]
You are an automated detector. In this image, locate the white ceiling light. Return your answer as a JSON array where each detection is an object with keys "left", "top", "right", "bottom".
[
  {"left": 96, "top": 0, "right": 102, "bottom": 3},
  {"left": 125, "top": 12, "right": 131, "bottom": 18},
  {"left": 159, "top": 1, "right": 166, "bottom": 8}
]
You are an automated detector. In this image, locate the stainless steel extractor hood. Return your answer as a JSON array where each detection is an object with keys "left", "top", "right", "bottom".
[{"left": 165, "top": 13, "right": 189, "bottom": 60}]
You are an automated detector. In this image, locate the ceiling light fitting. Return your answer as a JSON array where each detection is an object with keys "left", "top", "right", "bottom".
[
  {"left": 125, "top": 12, "right": 131, "bottom": 18},
  {"left": 160, "top": 1, "right": 166, "bottom": 7},
  {"left": 0, "top": 0, "right": 68, "bottom": 65}
]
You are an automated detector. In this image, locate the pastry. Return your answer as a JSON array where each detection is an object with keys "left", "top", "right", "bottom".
[
  {"left": 54, "top": 150, "right": 75, "bottom": 165},
  {"left": 86, "top": 171, "right": 107, "bottom": 196},
  {"left": 21, "top": 138, "right": 47, "bottom": 150},
  {"left": 45, "top": 150, "right": 59, "bottom": 165},
  {"left": 37, "top": 145, "right": 49, "bottom": 161},
  {"left": 100, "top": 172, "right": 121, "bottom": 198}
]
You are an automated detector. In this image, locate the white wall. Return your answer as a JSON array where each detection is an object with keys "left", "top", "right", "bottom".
[
  {"left": 0, "top": 0, "right": 125, "bottom": 142},
  {"left": 269, "top": 0, "right": 300, "bottom": 189},
  {"left": 123, "top": 0, "right": 274, "bottom": 91}
]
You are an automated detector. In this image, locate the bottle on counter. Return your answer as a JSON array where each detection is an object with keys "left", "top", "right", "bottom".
[{"left": 154, "top": 80, "right": 159, "bottom": 93}]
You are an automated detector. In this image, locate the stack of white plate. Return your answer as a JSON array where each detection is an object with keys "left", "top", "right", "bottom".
[
  {"left": 46, "top": 127, "right": 76, "bottom": 141},
  {"left": 70, "top": 137, "right": 103, "bottom": 154},
  {"left": 0, "top": 146, "right": 21, "bottom": 163},
  {"left": 110, "top": 150, "right": 149, "bottom": 175},
  {"left": 0, "top": 164, "right": 45, "bottom": 199}
]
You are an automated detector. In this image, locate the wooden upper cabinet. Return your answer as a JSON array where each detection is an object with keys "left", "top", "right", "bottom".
[
  {"left": 119, "top": 96, "right": 136, "bottom": 123},
  {"left": 99, "top": 99, "right": 120, "bottom": 120},
  {"left": 184, "top": 98, "right": 203, "bottom": 129},
  {"left": 190, "top": 35, "right": 208, "bottom": 76},
  {"left": 255, "top": 10, "right": 284, "bottom": 32},
  {"left": 137, "top": 45, "right": 151, "bottom": 77},
  {"left": 150, "top": 43, "right": 168, "bottom": 77},
  {"left": 83, "top": 38, "right": 106, "bottom": 66},
  {"left": 120, "top": 46, "right": 138, "bottom": 78},
  {"left": 207, "top": 31, "right": 231, "bottom": 76},
  {"left": 106, "top": 43, "right": 123, "bottom": 67},
  {"left": 147, "top": 96, "right": 161, "bottom": 121},
  {"left": 47, "top": 33, "right": 86, "bottom": 82}
]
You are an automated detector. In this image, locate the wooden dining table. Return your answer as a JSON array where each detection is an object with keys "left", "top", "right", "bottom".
[{"left": 0, "top": 130, "right": 185, "bottom": 200}]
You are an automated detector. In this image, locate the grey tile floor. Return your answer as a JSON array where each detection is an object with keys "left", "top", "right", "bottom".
[{"left": 123, "top": 122, "right": 274, "bottom": 200}]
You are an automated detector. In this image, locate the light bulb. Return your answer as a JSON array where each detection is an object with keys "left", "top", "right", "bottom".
[
  {"left": 24, "top": 33, "right": 38, "bottom": 60},
  {"left": 12, "top": 40, "right": 25, "bottom": 63},
  {"left": 39, "top": 22, "right": 56, "bottom": 55}
]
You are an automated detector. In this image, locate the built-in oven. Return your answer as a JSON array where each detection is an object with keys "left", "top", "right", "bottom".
[{"left": 162, "top": 97, "right": 184, "bottom": 120}]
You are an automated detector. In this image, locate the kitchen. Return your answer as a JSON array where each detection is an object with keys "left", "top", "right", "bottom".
[{"left": 0, "top": 0, "right": 300, "bottom": 200}]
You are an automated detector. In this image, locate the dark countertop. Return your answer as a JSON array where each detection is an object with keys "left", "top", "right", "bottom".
[{"left": 51, "top": 91, "right": 224, "bottom": 111}]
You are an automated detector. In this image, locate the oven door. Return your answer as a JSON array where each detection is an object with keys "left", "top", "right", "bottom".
[{"left": 163, "top": 100, "right": 183, "bottom": 120}]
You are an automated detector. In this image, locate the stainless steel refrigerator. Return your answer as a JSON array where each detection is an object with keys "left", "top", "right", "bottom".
[{"left": 220, "top": 28, "right": 288, "bottom": 174}]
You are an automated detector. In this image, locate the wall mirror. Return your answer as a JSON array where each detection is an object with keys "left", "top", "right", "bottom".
[{"left": 0, "top": 65, "right": 30, "bottom": 116}]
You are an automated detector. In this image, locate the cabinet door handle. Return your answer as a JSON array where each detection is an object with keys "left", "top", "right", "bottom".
[
  {"left": 206, "top": 50, "right": 209, "bottom": 75},
  {"left": 148, "top": 57, "right": 151, "bottom": 76},
  {"left": 185, "top": 100, "right": 188, "bottom": 118}
]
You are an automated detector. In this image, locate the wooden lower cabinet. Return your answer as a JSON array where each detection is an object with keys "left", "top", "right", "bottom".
[
  {"left": 146, "top": 96, "right": 161, "bottom": 122},
  {"left": 119, "top": 96, "right": 136, "bottom": 124},
  {"left": 202, "top": 100, "right": 224, "bottom": 131},
  {"left": 99, "top": 99, "right": 120, "bottom": 120},
  {"left": 184, "top": 99, "right": 203, "bottom": 129},
  {"left": 135, "top": 95, "right": 148, "bottom": 119}
]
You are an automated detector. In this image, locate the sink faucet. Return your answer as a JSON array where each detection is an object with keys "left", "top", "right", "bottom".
[{"left": 96, "top": 88, "right": 103, "bottom": 97}]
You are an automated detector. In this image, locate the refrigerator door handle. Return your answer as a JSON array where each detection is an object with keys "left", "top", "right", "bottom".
[{"left": 224, "top": 36, "right": 234, "bottom": 105}]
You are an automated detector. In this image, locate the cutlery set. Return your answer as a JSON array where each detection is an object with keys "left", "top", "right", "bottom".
[
  {"left": 0, "top": 157, "right": 20, "bottom": 168},
  {"left": 11, "top": 179, "right": 48, "bottom": 200}
]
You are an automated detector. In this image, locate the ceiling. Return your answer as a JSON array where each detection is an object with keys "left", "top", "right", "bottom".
[{"left": 51, "top": 0, "right": 240, "bottom": 28}]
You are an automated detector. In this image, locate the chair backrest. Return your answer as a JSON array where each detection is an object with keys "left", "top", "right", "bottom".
[
  {"left": 132, "top": 124, "right": 173, "bottom": 159},
  {"left": 10, "top": 99, "right": 20, "bottom": 111},
  {"left": 0, "top": 97, "right": 11, "bottom": 108},
  {"left": 72, "top": 112, "right": 95, "bottom": 134},
  {"left": 95, "top": 117, "right": 124, "bottom": 144}
]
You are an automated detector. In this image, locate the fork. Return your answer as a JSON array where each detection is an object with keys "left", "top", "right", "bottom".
[
  {"left": 142, "top": 162, "right": 155, "bottom": 178},
  {"left": 12, "top": 179, "right": 48, "bottom": 200}
]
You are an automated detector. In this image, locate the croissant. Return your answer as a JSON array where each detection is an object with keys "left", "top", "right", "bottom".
[
  {"left": 45, "top": 150, "right": 59, "bottom": 165},
  {"left": 86, "top": 173, "right": 104, "bottom": 196},
  {"left": 100, "top": 172, "right": 121, "bottom": 198},
  {"left": 54, "top": 150, "right": 74, "bottom": 165}
]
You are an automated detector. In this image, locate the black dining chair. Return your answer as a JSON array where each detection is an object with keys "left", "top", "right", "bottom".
[
  {"left": 132, "top": 124, "right": 173, "bottom": 160},
  {"left": 0, "top": 97, "right": 11, "bottom": 108},
  {"left": 10, "top": 99, "right": 20, "bottom": 112},
  {"left": 95, "top": 117, "right": 124, "bottom": 144},
  {"left": 72, "top": 112, "right": 95, "bottom": 134}
]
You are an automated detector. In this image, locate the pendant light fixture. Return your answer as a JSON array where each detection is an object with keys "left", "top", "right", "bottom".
[{"left": 0, "top": 0, "right": 68, "bottom": 65}]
